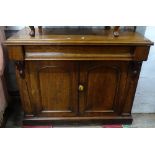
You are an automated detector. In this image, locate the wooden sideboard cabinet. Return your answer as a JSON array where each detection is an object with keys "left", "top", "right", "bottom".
[{"left": 5, "top": 27, "right": 153, "bottom": 125}]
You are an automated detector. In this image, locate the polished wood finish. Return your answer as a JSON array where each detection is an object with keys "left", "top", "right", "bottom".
[
  {"left": 5, "top": 27, "right": 153, "bottom": 46},
  {"left": 24, "top": 45, "right": 134, "bottom": 61},
  {"left": 5, "top": 27, "right": 153, "bottom": 125},
  {"left": 25, "top": 61, "right": 78, "bottom": 117},
  {"left": 79, "top": 61, "right": 129, "bottom": 116},
  {"left": 7, "top": 46, "right": 24, "bottom": 60}
]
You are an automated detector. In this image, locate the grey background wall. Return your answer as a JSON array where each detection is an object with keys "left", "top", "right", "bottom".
[
  {"left": 136, "top": 26, "right": 146, "bottom": 35},
  {"left": 132, "top": 27, "right": 155, "bottom": 113}
]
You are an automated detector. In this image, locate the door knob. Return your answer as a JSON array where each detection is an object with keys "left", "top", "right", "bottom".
[{"left": 79, "top": 84, "right": 84, "bottom": 91}]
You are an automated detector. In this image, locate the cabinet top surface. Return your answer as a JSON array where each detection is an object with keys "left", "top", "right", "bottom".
[{"left": 5, "top": 27, "right": 153, "bottom": 46}]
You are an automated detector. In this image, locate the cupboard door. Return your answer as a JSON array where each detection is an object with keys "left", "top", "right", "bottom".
[
  {"left": 25, "top": 61, "right": 78, "bottom": 117},
  {"left": 79, "top": 61, "right": 129, "bottom": 116}
]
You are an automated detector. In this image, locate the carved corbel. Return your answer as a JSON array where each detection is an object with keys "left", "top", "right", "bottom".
[{"left": 15, "top": 61, "right": 25, "bottom": 78}]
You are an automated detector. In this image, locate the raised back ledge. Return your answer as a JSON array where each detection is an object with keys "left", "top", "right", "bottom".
[{"left": 4, "top": 27, "right": 154, "bottom": 46}]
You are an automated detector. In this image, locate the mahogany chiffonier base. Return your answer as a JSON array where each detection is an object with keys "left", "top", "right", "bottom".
[{"left": 5, "top": 27, "right": 153, "bottom": 126}]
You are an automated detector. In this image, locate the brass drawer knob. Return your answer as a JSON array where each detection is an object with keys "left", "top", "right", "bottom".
[{"left": 79, "top": 84, "right": 84, "bottom": 91}]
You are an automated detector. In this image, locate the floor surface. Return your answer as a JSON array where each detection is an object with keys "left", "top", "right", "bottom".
[
  {"left": 4, "top": 97, "right": 155, "bottom": 128},
  {"left": 5, "top": 103, "right": 155, "bottom": 128}
]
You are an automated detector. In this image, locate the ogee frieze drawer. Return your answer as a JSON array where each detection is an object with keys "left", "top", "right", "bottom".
[{"left": 24, "top": 45, "right": 134, "bottom": 60}]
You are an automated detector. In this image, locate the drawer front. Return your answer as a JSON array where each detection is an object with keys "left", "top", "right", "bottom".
[
  {"left": 24, "top": 45, "right": 134, "bottom": 61},
  {"left": 7, "top": 45, "right": 150, "bottom": 61}
]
